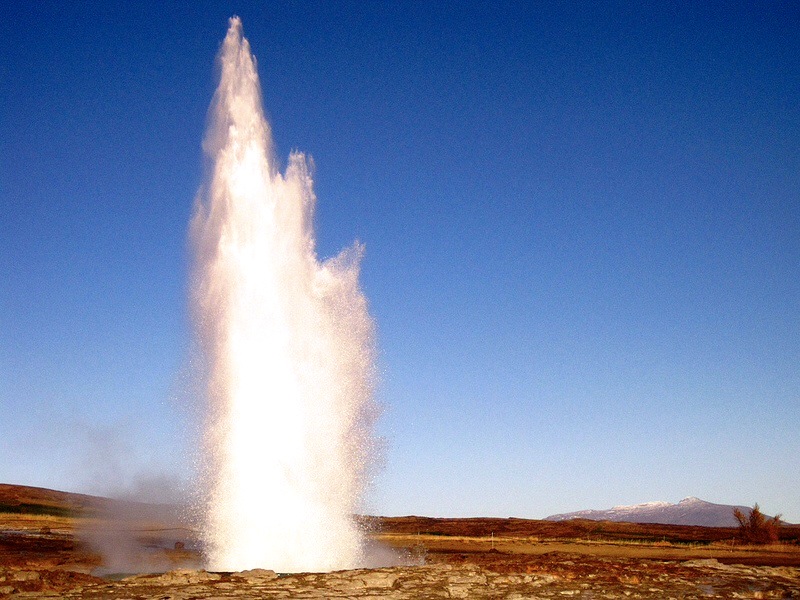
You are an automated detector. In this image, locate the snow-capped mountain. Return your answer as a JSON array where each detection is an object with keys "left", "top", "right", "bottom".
[{"left": 545, "top": 497, "right": 765, "bottom": 527}]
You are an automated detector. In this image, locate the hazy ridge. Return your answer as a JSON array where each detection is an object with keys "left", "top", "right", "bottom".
[{"left": 545, "top": 497, "right": 789, "bottom": 527}]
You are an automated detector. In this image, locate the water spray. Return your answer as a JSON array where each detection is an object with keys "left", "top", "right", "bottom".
[{"left": 190, "top": 17, "right": 378, "bottom": 573}]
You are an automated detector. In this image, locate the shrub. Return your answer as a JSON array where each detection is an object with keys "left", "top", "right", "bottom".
[{"left": 733, "top": 504, "right": 781, "bottom": 544}]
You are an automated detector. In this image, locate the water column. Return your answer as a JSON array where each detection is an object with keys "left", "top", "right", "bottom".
[{"left": 190, "top": 17, "right": 378, "bottom": 572}]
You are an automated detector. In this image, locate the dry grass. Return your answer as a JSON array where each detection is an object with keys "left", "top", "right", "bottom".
[
  {"left": 375, "top": 531, "right": 800, "bottom": 566},
  {"left": 0, "top": 512, "right": 77, "bottom": 533}
]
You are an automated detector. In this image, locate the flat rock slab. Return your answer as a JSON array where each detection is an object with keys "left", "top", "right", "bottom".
[{"left": 1, "top": 560, "right": 799, "bottom": 599}]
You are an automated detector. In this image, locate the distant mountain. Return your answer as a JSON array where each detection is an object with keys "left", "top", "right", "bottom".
[{"left": 545, "top": 497, "right": 782, "bottom": 527}]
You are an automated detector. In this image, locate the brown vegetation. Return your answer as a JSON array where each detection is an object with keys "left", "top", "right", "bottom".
[
  {"left": 367, "top": 514, "right": 800, "bottom": 546},
  {"left": 734, "top": 503, "right": 782, "bottom": 544}
]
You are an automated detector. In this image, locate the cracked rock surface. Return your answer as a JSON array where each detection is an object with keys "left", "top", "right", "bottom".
[{"left": 1, "top": 559, "right": 799, "bottom": 599}]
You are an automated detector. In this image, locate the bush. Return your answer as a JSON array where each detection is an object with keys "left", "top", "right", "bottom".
[{"left": 733, "top": 504, "right": 781, "bottom": 544}]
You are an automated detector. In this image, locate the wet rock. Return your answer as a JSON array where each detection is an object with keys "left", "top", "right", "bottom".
[
  {"left": 355, "top": 569, "right": 400, "bottom": 588},
  {"left": 126, "top": 569, "right": 222, "bottom": 585},
  {"left": 681, "top": 558, "right": 736, "bottom": 570},
  {"left": 234, "top": 568, "right": 278, "bottom": 582}
]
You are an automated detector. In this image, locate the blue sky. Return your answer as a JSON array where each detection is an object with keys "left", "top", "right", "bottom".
[{"left": 2, "top": 1, "right": 798, "bottom": 521}]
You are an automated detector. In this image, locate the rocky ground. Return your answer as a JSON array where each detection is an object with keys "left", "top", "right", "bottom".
[{"left": 1, "top": 556, "right": 799, "bottom": 598}]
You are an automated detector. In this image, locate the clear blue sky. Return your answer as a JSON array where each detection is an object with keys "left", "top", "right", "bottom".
[{"left": 2, "top": 1, "right": 798, "bottom": 521}]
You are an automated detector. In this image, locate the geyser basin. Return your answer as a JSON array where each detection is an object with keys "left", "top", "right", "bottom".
[{"left": 190, "top": 17, "right": 378, "bottom": 572}]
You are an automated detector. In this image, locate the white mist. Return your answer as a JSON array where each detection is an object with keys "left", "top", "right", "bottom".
[{"left": 190, "top": 17, "right": 377, "bottom": 573}]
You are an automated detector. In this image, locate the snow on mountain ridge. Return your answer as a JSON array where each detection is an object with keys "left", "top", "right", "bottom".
[
  {"left": 545, "top": 498, "right": 766, "bottom": 527},
  {"left": 610, "top": 501, "right": 672, "bottom": 511}
]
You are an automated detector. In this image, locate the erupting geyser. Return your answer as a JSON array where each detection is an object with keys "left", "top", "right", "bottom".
[{"left": 190, "top": 17, "right": 378, "bottom": 572}]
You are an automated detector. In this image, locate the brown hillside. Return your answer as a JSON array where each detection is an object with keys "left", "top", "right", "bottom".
[
  {"left": 0, "top": 484, "right": 110, "bottom": 517},
  {"left": 368, "top": 515, "right": 800, "bottom": 544}
]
